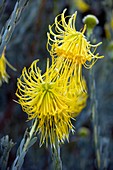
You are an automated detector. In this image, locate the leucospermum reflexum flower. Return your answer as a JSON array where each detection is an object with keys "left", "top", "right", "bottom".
[
  {"left": 67, "top": 76, "right": 88, "bottom": 117},
  {"left": 49, "top": 57, "right": 88, "bottom": 116},
  {"left": 16, "top": 59, "right": 88, "bottom": 148},
  {"left": 47, "top": 9, "right": 104, "bottom": 88},
  {"left": 16, "top": 59, "right": 76, "bottom": 147},
  {"left": 0, "top": 47, "right": 16, "bottom": 86}
]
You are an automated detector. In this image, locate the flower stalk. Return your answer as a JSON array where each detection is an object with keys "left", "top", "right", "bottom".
[
  {"left": 90, "top": 67, "right": 101, "bottom": 169},
  {"left": 51, "top": 139, "right": 62, "bottom": 170},
  {"left": 83, "top": 14, "right": 101, "bottom": 169},
  {"left": 23, "top": 118, "right": 38, "bottom": 152}
]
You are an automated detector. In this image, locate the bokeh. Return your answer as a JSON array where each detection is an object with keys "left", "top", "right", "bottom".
[{"left": 0, "top": 0, "right": 113, "bottom": 169}]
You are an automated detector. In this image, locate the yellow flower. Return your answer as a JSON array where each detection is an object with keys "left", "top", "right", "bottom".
[
  {"left": 16, "top": 59, "right": 74, "bottom": 147},
  {"left": 0, "top": 47, "right": 16, "bottom": 86},
  {"left": 49, "top": 57, "right": 88, "bottom": 117},
  {"left": 47, "top": 9, "right": 104, "bottom": 88},
  {"left": 104, "top": 11, "right": 113, "bottom": 40},
  {"left": 67, "top": 76, "right": 88, "bottom": 117},
  {"left": 104, "top": 23, "right": 111, "bottom": 39},
  {"left": 73, "top": 0, "right": 90, "bottom": 12}
]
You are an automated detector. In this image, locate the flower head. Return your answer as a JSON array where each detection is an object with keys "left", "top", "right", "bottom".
[
  {"left": 67, "top": 75, "right": 88, "bottom": 117},
  {"left": 16, "top": 59, "right": 75, "bottom": 147},
  {"left": 47, "top": 9, "right": 103, "bottom": 67},
  {"left": 0, "top": 47, "right": 16, "bottom": 86},
  {"left": 47, "top": 9, "right": 104, "bottom": 87},
  {"left": 83, "top": 14, "right": 99, "bottom": 29},
  {"left": 83, "top": 14, "right": 99, "bottom": 37}
]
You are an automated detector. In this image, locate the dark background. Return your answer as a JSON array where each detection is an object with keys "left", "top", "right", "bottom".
[{"left": 0, "top": 0, "right": 113, "bottom": 169}]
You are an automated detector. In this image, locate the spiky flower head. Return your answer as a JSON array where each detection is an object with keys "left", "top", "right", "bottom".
[
  {"left": 16, "top": 59, "right": 76, "bottom": 148},
  {"left": 47, "top": 9, "right": 104, "bottom": 87},
  {"left": 67, "top": 76, "right": 88, "bottom": 117},
  {"left": 0, "top": 47, "right": 16, "bottom": 86}
]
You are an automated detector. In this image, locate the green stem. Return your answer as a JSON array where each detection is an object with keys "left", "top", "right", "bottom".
[
  {"left": 90, "top": 68, "right": 101, "bottom": 169},
  {"left": 86, "top": 26, "right": 101, "bottom": 169},
  {"left": 11, "top": 119, "right": 38, "bottom": 170},
  {"left": 23, "top": 119, "right": 38, "bottom": 152},
  {"left": 51, "top": 140, "right": 62, "bottom": 170}
]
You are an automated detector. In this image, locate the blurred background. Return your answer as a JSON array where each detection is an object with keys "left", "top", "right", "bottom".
[{"left": 0, "top": 0, "right": 113, "bottom": 169}]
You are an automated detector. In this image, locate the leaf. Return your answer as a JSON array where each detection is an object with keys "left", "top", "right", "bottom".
[{"left": 27, "top": 137, "right": 37, "bottom": 150}]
